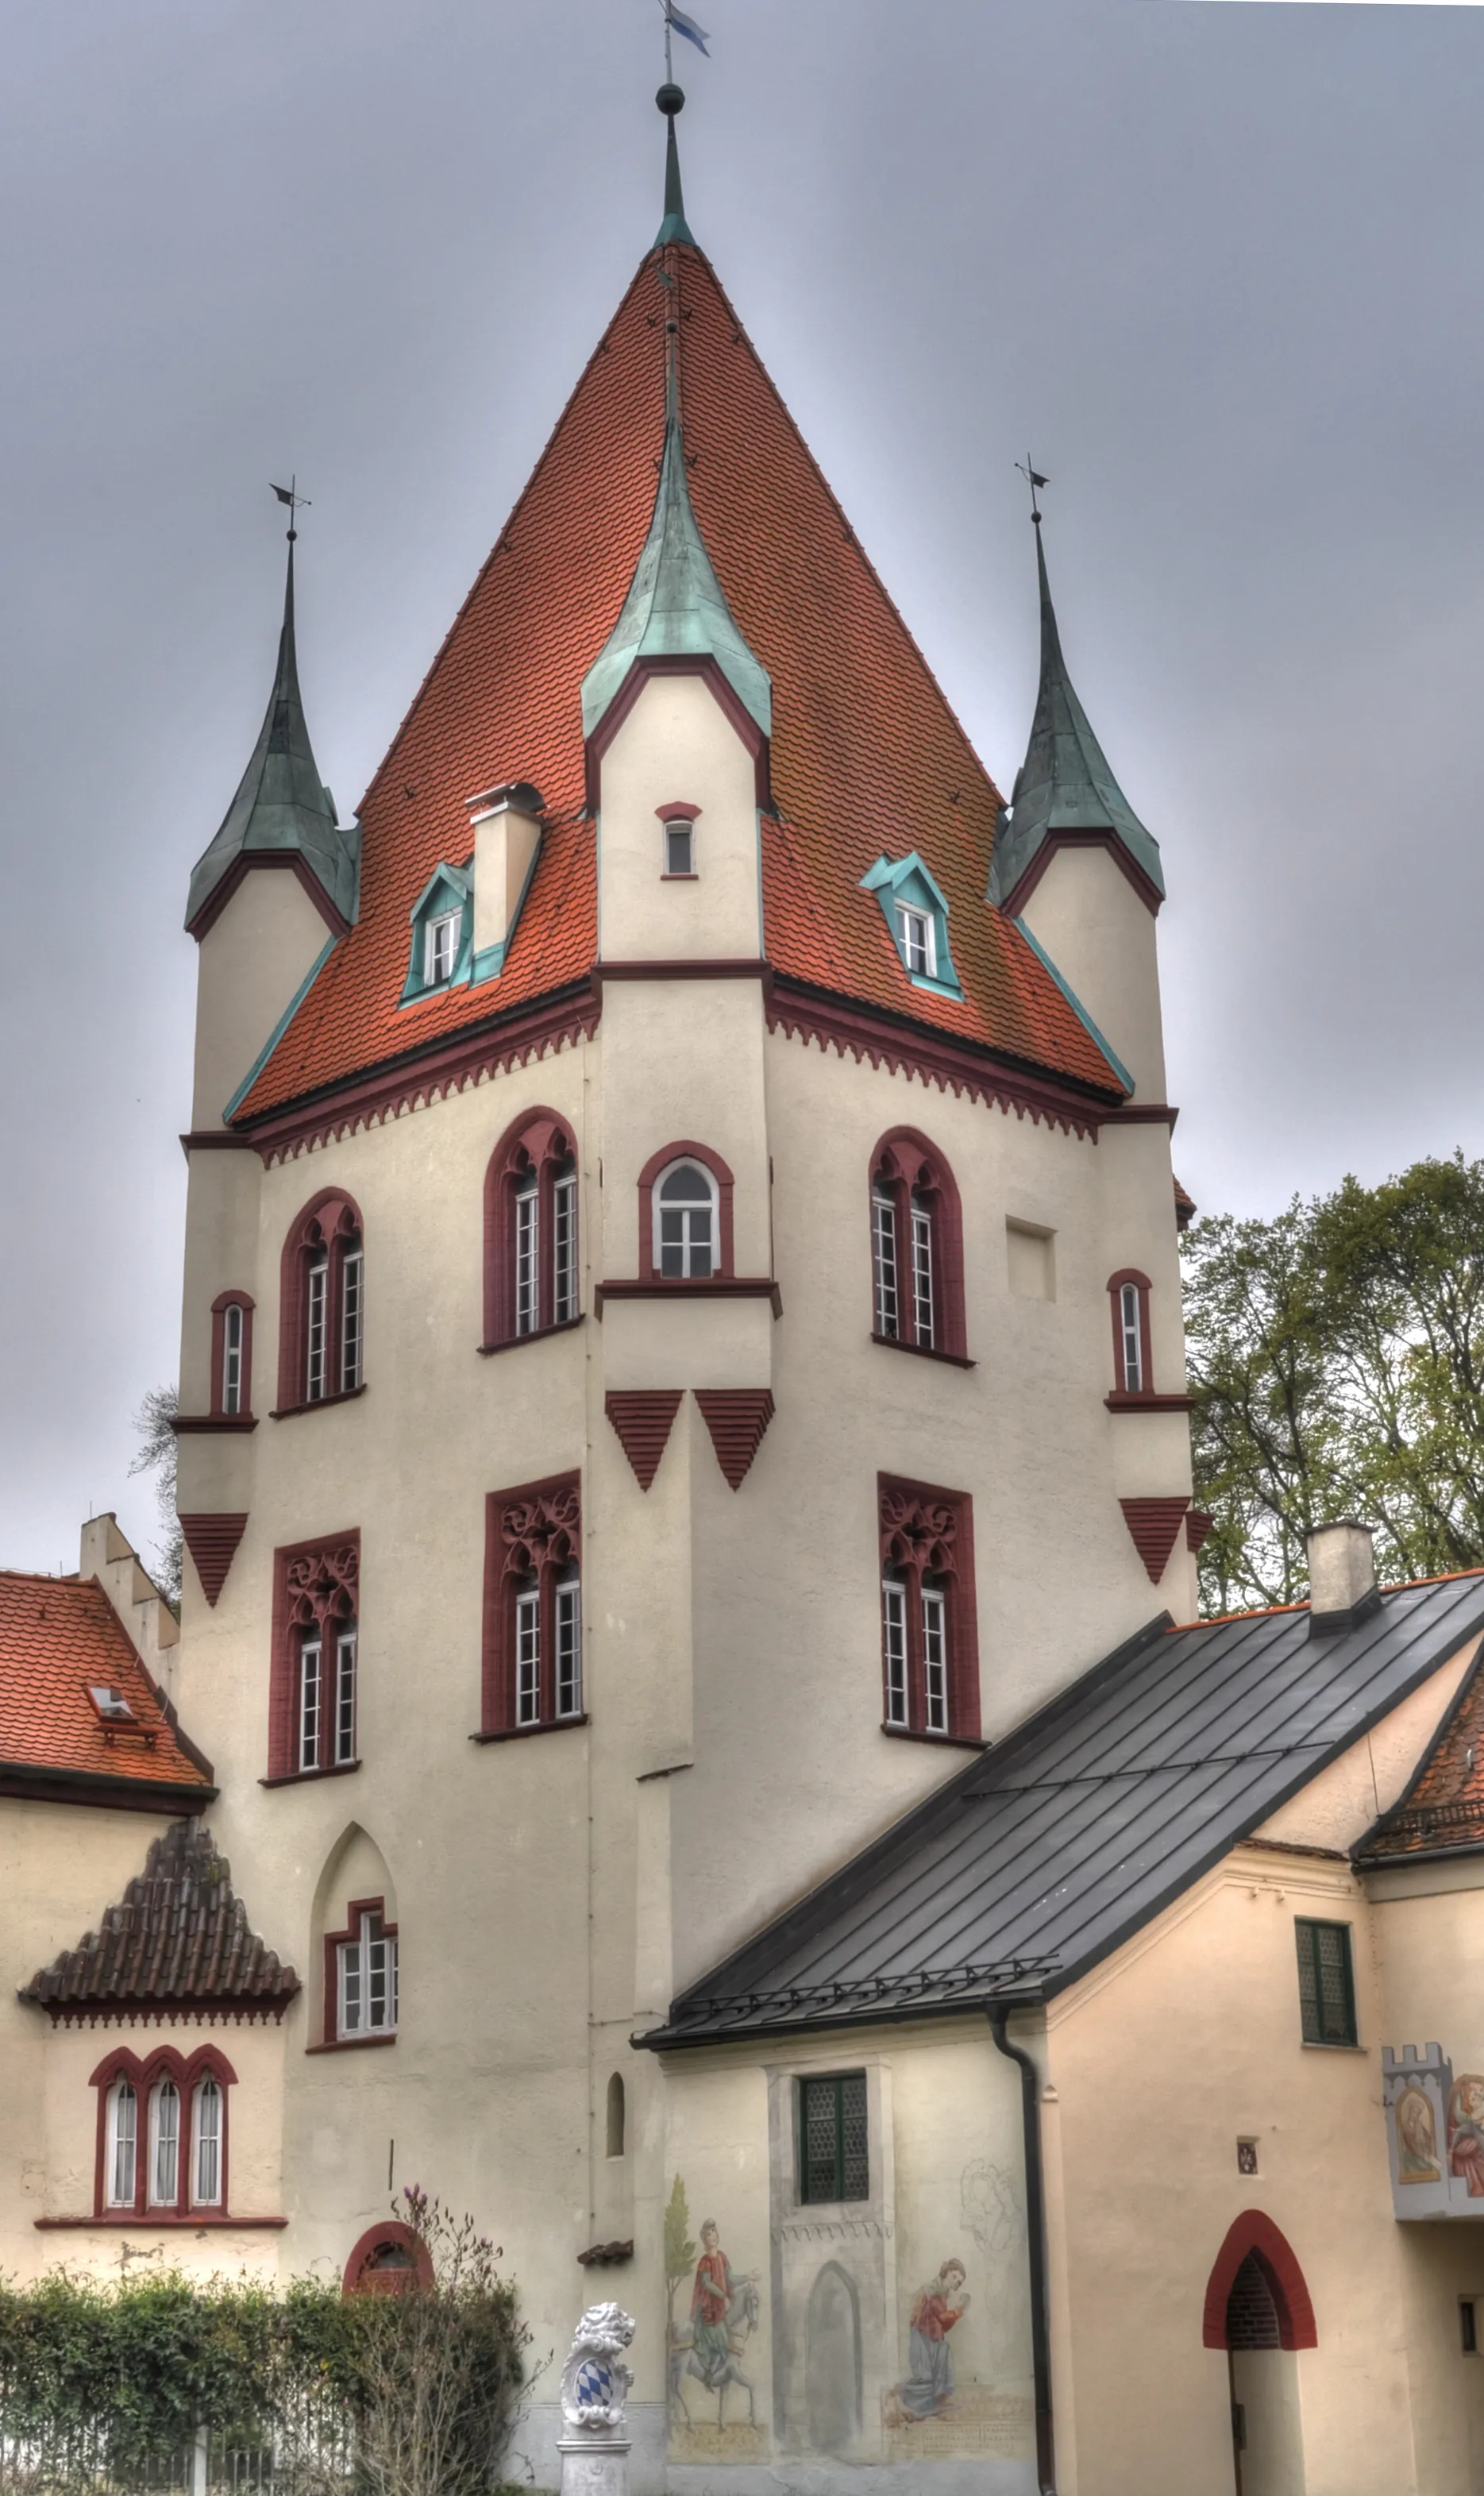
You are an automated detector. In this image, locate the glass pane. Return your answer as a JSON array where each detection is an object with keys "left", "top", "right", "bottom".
[
  {"left": 882, "top": 1580, "right": 908, "bottom": 1726},
  {"left": 556, "top": 1580, "right": 582, "bottom": 1718},
  {"left": 300, "top": 1636, "right": 322, "bottom": 1772},
  {"left": 306, "top": 1256, "right": 328, "bottom": 1402},
  {"left": 1316, "top": 1924, "right": 1353, "bottom": 2043},
  {"left": 802, "top": 2078, "right": 840, "bottom": 2203},
  {"left": 341, "top": 1246, "right": 364, "bottom": 1391},
  {"left": 151, "top": 2081, "right": 179, "bottom": 2205},
  {"left": 516, "top": 1587, "right": 540, "bottom": 1724},
  {"left": 660, "top": 1163, "right": 709, "bottom": 1202},
  {"left": 911, "top": 1202, "right": 935, "bottom": 1348},
  {"left": 873, "top": 1192, "right": 899, "bottom": 1338},
  {"left": 110, "top": 2082, "right": 137, "bottom": 2205},
  {"left": 840, "top": 2072, "right": 869, "bottom": 2200},
  {"left": 335, "top": 1630, "right": 357, "bottom": 1763},
  {"left": 923, "top": 1585, "right": 947, "bottom": 1733},
  {"left": 194, "top": 2080, "right": 221, "bottom": 2206}
]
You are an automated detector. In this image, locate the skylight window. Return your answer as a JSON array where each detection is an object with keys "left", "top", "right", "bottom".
[{"left": 89, "top": 1686, "right": 135, "bottom": 1723}]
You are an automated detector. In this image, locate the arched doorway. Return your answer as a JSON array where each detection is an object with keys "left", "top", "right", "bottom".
[
  {"left": 1203, "top": 2213, "right": 1315, "bottom": 2496},
  {"left": 805, "top": 2261, "right": 861, "bottom": 2455}
]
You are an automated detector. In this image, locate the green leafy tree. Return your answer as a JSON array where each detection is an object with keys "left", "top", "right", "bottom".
[{"left": 1184, "top": 1152, "right": 1484, "bottom": 1612}]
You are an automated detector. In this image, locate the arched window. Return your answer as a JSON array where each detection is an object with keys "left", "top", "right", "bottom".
[
  {"left": 607, "top": 2072, "right": 626, "bottom": 2160},
  {"left": 91, "top": 2048, "right": 236, "bottom": 2218},
  {"left": 868, "top": 1131, "right": 967, "bottom": 1361},
  {"left": 343, "top": 2220, "right": 434, "bottom": 2295},
  {"left": 105, "top": 2077, "right": 137, "bottom": 2209},
  {"left": 148, "top": 2077, "right": 181, "bottom": 2207},
  {"left": 482, "top": 1473, "right": 583, "bottom": 1737},
  {"left": 483, "top": 1110, "right": 581, "bottom": 1349},
  {"left": 1107, "top": 1269, "right": 1154, "bottom": 1398},
  {"left": 635, "top": 1142, "right": 736, "bottom": 1283},
  {"left": 269, "top": 1533, "right": 360, "bottom": 1782},
  {"left": 277, "top": 1191, "right": 366, "bottom": 1414},
  {"left": 210, "top": 1292, "right": 256, "bottom": 1418},
  {"left": 657, "top": 800, "right": 700, "bottom": 878},
  {"left": 191, "top": 2074, "right": 223, "bottom": 2208}
]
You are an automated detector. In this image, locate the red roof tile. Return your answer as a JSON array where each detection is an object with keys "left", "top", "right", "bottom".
[
  {"left": 233, "top": 242, "right": 1122, "bottom": 1122},
  {"left": 0, "top": 1572, "right": 210, "bottom": 1792},
  {"left": 1363, "top": 1613, "right": 1484, "bottom": 1859},
  {"left": 22, "top": 1819, "right": 297, "bottom": 2017}
]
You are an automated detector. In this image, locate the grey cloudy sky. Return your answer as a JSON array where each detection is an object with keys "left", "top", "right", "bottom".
[{"left": 2, "top": 0, "right": 1481, "bottom": 1573}]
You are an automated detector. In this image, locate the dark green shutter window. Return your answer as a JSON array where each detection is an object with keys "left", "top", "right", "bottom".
[
  {"left": 1294, "top": 1917, "right": 1357, "bottom": 2046},
  {"left": 798, "top": 2072, "right": 869, "bottom": 2204}
]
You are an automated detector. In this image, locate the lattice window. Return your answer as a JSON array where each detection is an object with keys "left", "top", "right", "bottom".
[
  {"left": 1295, "top": 1917, "right": 1356, "bottom": 2047},
  {"left": 798, "top": 2072, "right": 869, "bottom": 2205}
]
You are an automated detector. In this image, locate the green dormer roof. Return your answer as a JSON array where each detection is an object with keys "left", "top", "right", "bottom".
[
  {"left": 581, "top": 366, "right": 772, "bottom": 743},
  {"left": 186, "top": 542, "right": 360, "bottom": 936},
  {"left": 989, "top": 528, "right": 1163, "bottom": 909}
]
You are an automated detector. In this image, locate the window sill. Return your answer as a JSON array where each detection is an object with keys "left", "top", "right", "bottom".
[
  {"left": 172, "top": 1414, "right": 259, "bottom": 1435},
  {"left": 661, "top": 873, "right": 700, "bottom": 882},
  {"left": 871, "top": 1332, "right": 975, "bottom": 1371},
  {"left": 1104, "top": 1391, "right": 1196, "bottom": 1413},
  {"left": 306, "top": 2033, "right": 398, "bottom": 2055},
  {"left": 881, "top": 1723, "right": 988, "bottom": 1753},
  {"left": 596, "top": 1278, "right": 782, "bottom": 1317},
  {"left": 37, "top": 2214, "right": 287, "bottom": 2232},
  {"left": 1300, "top": 2040, "right": 1366, "bottom": 2054},
  {"left": 479, "top": 1316, "right": 584, "bottom": 1357},
  {"left": 260, "top": 1759, "right": 360, "bottom": 1789},
  {"left": 270, "top": 1384, "right": 367, "bottom": 1421},
  {"left": 471, "top": 1714, "right": 590, "bottom": 1746}
]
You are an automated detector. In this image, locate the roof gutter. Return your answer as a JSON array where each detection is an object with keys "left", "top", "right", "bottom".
[{"left": 989, "top": 2008, "right": 1056, "bottom": 2495}]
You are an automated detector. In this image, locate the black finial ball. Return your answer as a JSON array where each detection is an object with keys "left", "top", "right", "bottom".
[{"left": 657, "top": 83, "right": 684, "bottom": 117}]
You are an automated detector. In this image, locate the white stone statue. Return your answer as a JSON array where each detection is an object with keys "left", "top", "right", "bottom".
[{"left": 559, "top": 2301, "right": 637, "bottom": 2434}]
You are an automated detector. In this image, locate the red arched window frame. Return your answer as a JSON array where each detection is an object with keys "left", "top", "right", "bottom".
[
  {"left": 1107, "top": 1269, "right": 1154, "bottom": 1400},
  {"left": 276, "top": 1190, "right": 366, "bottom": 1414},
  {"left": 869, "top": 1128, "right": 968, "bottom": 1363},
  {"left": 90, "top": 2043, "right": 237, "bottom": 2219},
  {"left": 322, "top": 1894, "right": 399, "bottom": 2048},
  {"left": 343, "top": 2220, "right": 434, "bottom": 2294},
  {"left": 877, "top": 1472, "right": 981, "bottom": 1744},
  {"left": 482, "top": 1108, "right": 580, "bottom": 1350},
  {"left": 1201, "top": 2210, "right": 1317, "bottom": 2350},
  {"left": 480, "top": 1472, "right": 584, "bottom": 1738},
  {"left": 637, "top": 1140, "right": 735, "bottom": 1283},
  {"left": 210, "top": 1291, "right": 256, "bottom": 1419},
  {"left": 267, "top": 1531, "right": 360, "bottom": 1781},
  {"left": 657, "top": 797, "right": 701, "bottom": 880}
]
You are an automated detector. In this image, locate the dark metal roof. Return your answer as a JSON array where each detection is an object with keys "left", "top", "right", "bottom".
[{"left": 642, "top": 1574, "right": 1484, "bottom": 2049}]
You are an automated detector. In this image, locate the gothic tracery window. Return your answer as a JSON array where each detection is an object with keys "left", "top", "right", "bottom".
[
  {"left": 877, "top": 1474, "right": 979, "bottom": 1742},
  {"left": 482, "top": 1474, "right": 583, "bottom": 1736},
  {"left": 484, "top": 1111, "right": 581, "bottom": 1348},
  {"left": 278, "top": 1191, "right": 367, "bottom": 1412}
]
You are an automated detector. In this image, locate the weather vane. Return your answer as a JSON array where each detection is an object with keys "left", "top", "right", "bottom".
[
  {"left": 658, "top": 0, "right": 709, "bottom": 83},
  {"left": 1015, "top": 457, "right": 1049, "bottom": 526},
  {"left": 270, "top": 476, "right": 311, "bottom": 544}
]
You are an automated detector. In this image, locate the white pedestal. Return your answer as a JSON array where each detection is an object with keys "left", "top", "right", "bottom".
[{"left": 557, "top": 2433, "right": 630, "bottom": 2496}]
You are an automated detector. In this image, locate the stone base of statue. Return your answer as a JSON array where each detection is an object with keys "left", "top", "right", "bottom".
[{"left": 557, "top": 2433, "right": 630, "bottom": 2496}]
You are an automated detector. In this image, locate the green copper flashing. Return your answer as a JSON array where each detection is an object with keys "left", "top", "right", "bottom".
[
  {"left": 222, "top": 932, "right": 338, "bottom": 1122},
  {"left": 186, "top": 539, "right": 360, "bottom": 935},
  {"left": 581, "top": 367, "right": 772, "bottom": 741},
  {"left": 1012, "top": 916, "right": 1133, "bottom": 1098},
  {"left": 654, "top": 84, "right": 697, "bottom": 249},
  {"left": 989, "top": 528, "right": 1164, "bottom": 910}
]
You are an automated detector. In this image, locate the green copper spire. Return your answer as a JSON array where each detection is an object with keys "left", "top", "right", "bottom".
[
  {"left": 654, "top": 83, "right": 696, "bottom": 249},
  {"left": 989, "top": 524, "right": 1164, "bottom": 909},
  {"left": 581, "top": 364, "right": 772, "bottom": 741},
  {"left": 186, "top": 537, "right": 359, "bottom": 935}
]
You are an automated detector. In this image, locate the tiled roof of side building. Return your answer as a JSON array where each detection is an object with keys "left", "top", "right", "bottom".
[
  {"left": 232, "top": 237, "right": 1124, "bottom": 1125},
  {"left": 1357, "top": 1607, "right": 1484, "bottom": 1863},
  {"left": 21, "top": 1819, "right": 298, "bottom": 2019},
  {"left": 638, "top": 1571, "right": 1484, "bottom": 2047},
  {"left": 0, "top": 1572, "right": 212, "bottom": 1801}
]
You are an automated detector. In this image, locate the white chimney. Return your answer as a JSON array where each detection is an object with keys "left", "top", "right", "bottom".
[
  {"left": 467, "top": 781, "right": 544, "bottom": 967},
  {"left": 1306, "top": 1521, "right": 1379, "bottom": 1636}
]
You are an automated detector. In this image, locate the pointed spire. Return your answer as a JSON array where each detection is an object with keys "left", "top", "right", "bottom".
[
  {"left": 989, "top": 523, "right": 1164, "bottom": 910},
  {"left": 186, "top": 533, "right": 360, "bottom": 936},
  {"left": 581, "top": 357, "right": 772, "bottom": 741},
  {"left": 654, "top": 83, "right": 697, "bottom": 250}
]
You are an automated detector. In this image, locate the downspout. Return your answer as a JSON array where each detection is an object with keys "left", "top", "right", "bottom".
[{"left": 989, "top": 2008, "right": 1056, "bottom": 2494}]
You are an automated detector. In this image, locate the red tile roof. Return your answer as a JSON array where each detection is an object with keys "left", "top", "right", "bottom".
[
  {"left": 22, "top": 1819, "right": 297, "bottom": 2018},
  {"left": 1362, "top": 1611, "right": 1484, "bottom": 1859},
  {"left": 233, "top": 241, "right": 1123, "bottom": 1121},
  {"left": 0, "top": 1572, "right": 210, "bottom": 1794}
]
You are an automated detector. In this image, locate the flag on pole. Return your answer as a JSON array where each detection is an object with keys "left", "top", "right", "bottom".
[{"left": 665, "top": 2, "right": 711, "bottom": 56}]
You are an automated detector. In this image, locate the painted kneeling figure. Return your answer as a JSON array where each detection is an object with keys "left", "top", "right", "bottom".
[{"left": 886, "top": 2260, "right": 970, "bottom": 2425}]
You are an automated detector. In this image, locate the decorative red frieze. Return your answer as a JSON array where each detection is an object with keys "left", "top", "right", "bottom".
[
  {"left": 768, "top": 982, "right": 1116, "bottom": 1141},
  {"left": 695, "top": 1390, "right": 776, "bottom": 1489},
  {"left": 877, "top": 1473, "right": 980, "bottom": 1742},
  {"left": 268, "top": 1534, "right": 360, "bottom": 1779},
  {"left": 482, "top": 1473, "right": 582, "bottom": 1734},
  {"left": 1119, "top": 1496, "right": 1191, "bottom": 1584},
  {"left": 1186, "top": 1509, "right": 1215, "bottom": 1554},
  {"left": 606, "top": 1391, "right": 684, "bottom": 1491},
  {"left": 179, "top": 1514, "right": 249, "bottom": 1608}
]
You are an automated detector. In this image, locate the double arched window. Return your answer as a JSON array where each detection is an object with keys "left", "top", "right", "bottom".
[
  {"left": 277, "top": 1191, "right": 365, "bottom": 1413},
  {"left": 869, "top": 1130, "right": 967, "bottom": 1361},
  {"left": 95, "top": 2049, "right": 233, "bottom": 2216},
  {"left": 483, "top": 1109, "right": 580, "bottom": 1349}
]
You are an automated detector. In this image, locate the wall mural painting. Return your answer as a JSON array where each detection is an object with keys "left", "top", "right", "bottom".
[
  {"left": 1449, "top": 2075, "right": 1484, "bottom": 2197},
  {"left": 882, "top": 2260, "right": 970, "bottom": 2428},
  {"left": 665, "top": 2175, "right": 767, "bottom": 2463},
  {"left": 1395, "top": 2083, "right": 1441, "bottom": 2185}
]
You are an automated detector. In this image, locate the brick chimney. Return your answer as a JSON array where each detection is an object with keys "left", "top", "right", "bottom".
[{"left": 1306, "top": 1521, "right": 1380, "bottom": 1638}]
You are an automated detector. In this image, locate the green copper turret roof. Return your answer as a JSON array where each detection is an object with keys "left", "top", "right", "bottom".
[
  {"left": 654, "top": 83, "right": 697, "bottom": 249},
  {"left": 581, "top": 366, "right": 772, "bottom": 741},
  {"left": 186, "top": 541, "right": 359, "bottom": 935},
  {"left": 989, "top": 527, "right": 1163, "bottom": 909}
]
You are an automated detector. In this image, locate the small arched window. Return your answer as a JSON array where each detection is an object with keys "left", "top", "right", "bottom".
[
  {"left": 869, "top": 1131, "right": 967, "bottom": 1361},
  {"left": 655, "top": 1160, "right": 719, "bottom": 1279},
  {"left": 148, "top": 2077, "right": 180, "bottom": 2207},
  {"left": 92, "top": 2049, "right": 236, "bottom": 2218},
  {"left": 277, "top": 1191, "right": 367, "bottom": 1414},
  {"left": 484, "top": 1111, "right": 581, "bottom": 1349},
  {"left": 657, "top": 800, "right": 701, "bottom": 878},
  {"left": 210, "top": 1292, "right": 256, "bottom": 1419},
  {"left": 191, "top": 2074, "right": 223, "bottom": 2208},
  {"left": 106, "top": 2077, "right": 137, "bottom": 2209},
  {"left": 607, "top": 2072, "right": 626, "bottom": 2160},
  {"left": 1107, "top": 1270, "right": 1154, "bottom": 1398}
]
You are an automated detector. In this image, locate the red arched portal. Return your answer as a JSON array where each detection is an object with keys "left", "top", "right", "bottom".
[
  {"left": 1201, "top": 2210, "right": 1316, "bottom": 2351},
  {"left": 342, "top": 2220, "right": 434, "bottom": 2296}
]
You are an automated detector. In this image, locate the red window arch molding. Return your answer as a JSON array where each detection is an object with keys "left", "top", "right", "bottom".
[
  {"left": 869, "top": 1128, "right": 969, "bottom": 1363},
  {"left": 1201, "top": 2210, "right": 1317, "bottom": 2351},
  {"left": 90, "top": 2043, "right": 237, "bottom": 2218},
  {"left": 210, "top": 1291, "right": 256, "bottom": 1418},
  {"left": 343, "top": 2219, "right": 434, "bottom": 2295},
  {"left": 637, "top": 1140, "right": 735, "bottom": 1282},
  {"left": 276, "top": 1189, "right": 365, "bottom": 1414},
  {"left": 267, "top": 1531, "right": 360, "bottom": 1781},
  {"left": 1106, "top": 1268, "right": 1154, "bottom": 1400},
  {"left": 483, "top": 1106, "right": 580, "bottom": 1348}
]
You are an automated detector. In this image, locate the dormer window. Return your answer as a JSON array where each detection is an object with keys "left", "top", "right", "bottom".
[
  {"left": 860, "top": 853, "right": 963, "bottom": 998},
  {"left": 401, "top": 864, "right": 472, "bottom": 1004},
  {"left": 425, "top": 909, "right": 461, "bottom": 986},
  {"left": 896, "top": 904, "right": 934, "bottom": 978}
]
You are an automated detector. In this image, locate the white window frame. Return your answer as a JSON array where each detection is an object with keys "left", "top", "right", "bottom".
[
  {"left": 553, "top": 1163, "right": 579, "bottom": 1325},
  {"left": 654, "top": 1159, "right": 719, "bottom": 1280},
  {"left": 515, "top": 1172, "right": 540, "bottom": 1336},
  {"left": 341, "top": 1244, "right": 364, "bottom": 1393},
  {"left": 872, "top": 1187, "right": 899, "bottom": 1339},
  {"left": 338, "top": 1908, "right": 398, "bottom": 2039},
  {"left": 191, "top": 2075, "right": 222, "bottom": 2209},
  {"left": 555, "top": 1574, "right": 582, "bottom": 1719},
  {"left": 922, "top": 1584, "right": 948, "bottom": 1734},
  {"left": 910, "top": 1193, "right": 935, "bottom": 1348},
  {"left": 306, "top": 1250, "right": 329, "bottom": 1402},
  {"left": 424, "top": 909, "right": 460, "bottom": 986},
  {"left": 882, "top": 1576, "right": 908, "bottom": 1727},
  {"left": 222, "top": 1301, "right": 244, "bottom": 1415},
  {"left": 333, "top": 1623, "right": 357, "bottom": 1765},
  {"left": 664, "top": 820, "right": 694, "bottom": 875},
  {"left": 148, "top": 2077, "right": 180, "bottom": 2208},
  {"left": 896, "top": 902, "right": 935, "bottom": 979},
  {"left": 106, "top": 2077, "right": 137, "bottom": 2209},
  {"left": 515, "top": 1583, "right": 541, "bottom": 1726},
  {"left": 1120, "top": 1282, "right": 1144, "bottom": 1393},
  {"left": 299, "top": 1629, "right": 323, "bottom": 1771}
]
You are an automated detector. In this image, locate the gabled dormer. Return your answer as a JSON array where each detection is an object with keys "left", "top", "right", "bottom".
[
  {"left": 400, "top": 862, "right": 473, "bottom": 1003},
  {"left": 860, "top": 852, "right": 963, "bottom": 999}
]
